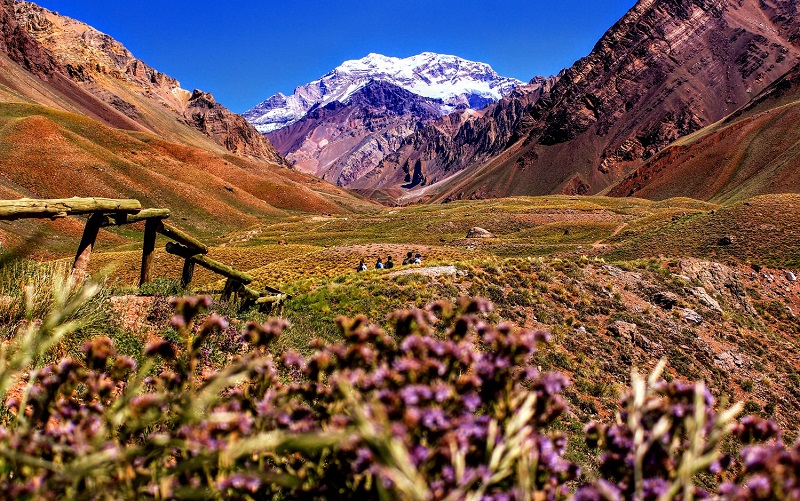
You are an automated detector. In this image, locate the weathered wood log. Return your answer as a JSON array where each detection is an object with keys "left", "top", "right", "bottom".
[
  {"left": 241, "top": 285, "right": 292, "bottom": 300},
  {"left": 101, "top": 208, "right": 170, "bottom": 227},
  {"left": 165, "top": 242, "right": 253, "bottom": 284},
  {"left": 255, "top": 294, "right": 288, "bottom": 305},
  {"left": 241, "top": 286, "right": 262, "bottom": 299},
  {"left": 158, "top": 223, "right": 208, "bottom": 254},
  {"left": 0, "top": 197, "right": 141, "bottom": 220},
  {"left": 181, "top": 259, "right": 196, "bottom": 288},
  {"left": 71, "top": 213, "right": 105, "bottom": 281},
  {"left": 139, "top": 219, "right": 159, "bottom": 286},
  {"left": 261, "top": 284, "right": 287, "bottom": 295}
]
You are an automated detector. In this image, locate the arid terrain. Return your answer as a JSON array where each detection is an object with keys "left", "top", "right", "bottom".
[{"left": 31, "top": 194, "right": 788, "bottom": 443}]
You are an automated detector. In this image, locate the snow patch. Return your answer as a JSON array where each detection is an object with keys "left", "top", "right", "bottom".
[{"left": 244, "top": 52, "right": 522, "bottom": 132}]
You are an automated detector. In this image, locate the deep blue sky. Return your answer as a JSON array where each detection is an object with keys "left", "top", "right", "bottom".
[{"left": 35, "top": 1, "right": 636, "bottom": 113}]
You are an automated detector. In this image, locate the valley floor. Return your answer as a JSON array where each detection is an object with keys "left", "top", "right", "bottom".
[{"left": 51, "top": 193, "right": 800, "bottom": 445}]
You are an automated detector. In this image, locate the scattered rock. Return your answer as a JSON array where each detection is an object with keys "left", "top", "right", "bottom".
[
  {"left": 679, "top": 308, "right": 703, "bottom": 325},
  {"left": 718, "top": 235, "right": 735, "bottom": 246},
  {"left": 652, "top": 291, "right": 679, "bottom": 309},
  {"left": 714, "top": 351, "right": 744, "bottom": 371},
  {"left": 786, "top": 271, "right": 797, "bottom": 282},
  {"left": 601, "top": 265, "right": 624, "bottom": 277},
  {"left": 686, "top": 287, "right": 722, "bottom": 312},
  {"left": 608, "top": 320, "right": 638, "bottom": 341},
  {"left": 466, "top": 227, "right": 495, "bottom": 239}
]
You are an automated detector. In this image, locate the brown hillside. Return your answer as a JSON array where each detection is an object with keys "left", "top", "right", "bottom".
[
  {"left": 11, "top": 2, "right": 284, "bottom": 162},
  {"left": 0, "top": 0, "right": 376, "bottom": 250},
  {"left": 0, "top": 103, "right": 375, "bottom": 252},
  {"left": 609, "top": 63, "right": 800, "bottom": 202},
  {"left": 389, "top": 0, "right": 800, "bottom": 203}
]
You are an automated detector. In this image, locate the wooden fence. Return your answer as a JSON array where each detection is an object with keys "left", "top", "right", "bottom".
[{"left": 0, "top": 197, "right": 289, "bottom": 309}]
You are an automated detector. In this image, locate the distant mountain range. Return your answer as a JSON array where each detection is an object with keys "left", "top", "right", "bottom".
[
  {"left": 0, "top": 0, "right": 798, "bottom": 224},
  {"left": 245, "top": 53, "right": 523, "bottom": 133},
  {"left": 243, "top": 52, "right": 527, "bottom": 191},
  {"left": 244, "top": 0, "right": 800, "bottom": 205}
]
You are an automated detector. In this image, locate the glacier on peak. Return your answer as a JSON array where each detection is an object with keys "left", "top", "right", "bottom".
[{"left": 244, "top": 52, "right": 523, "bottom": 133}]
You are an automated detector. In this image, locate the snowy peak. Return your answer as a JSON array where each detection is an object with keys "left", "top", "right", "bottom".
[{"left": 244, "top": 52, "right": 523, "bottom": 133}]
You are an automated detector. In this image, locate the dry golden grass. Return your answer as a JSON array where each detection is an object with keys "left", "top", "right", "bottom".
[
  {"left": 50, "top": 193, "right": 799, "bottom": 293},
  {"left": 247, "top": 244, "right": 488, "bottom": 288}
]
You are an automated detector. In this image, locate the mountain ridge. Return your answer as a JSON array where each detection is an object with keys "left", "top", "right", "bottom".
[
  {"left": 0, "top": 0, "right": 375, "bottom": 252},
  {"left": 12, "top": 1, "right": 286, "bottom": 162},
  {"left": 607, "top": 61, "right": 800, "bottom": 202},
  {"left": 400, "top": 0, "right": 800, "bottom": 203},
  {"left": 245, "top": 52, "right": 523, "bottom": 133}
]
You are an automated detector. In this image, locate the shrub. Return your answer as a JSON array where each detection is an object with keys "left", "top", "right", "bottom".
[{"left": 0, "top": 286, "right": 797, "bottom": 499}]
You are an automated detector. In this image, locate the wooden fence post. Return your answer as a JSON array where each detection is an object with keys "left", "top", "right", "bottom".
[
  {"left": 221, "top": 278, "right": 244, "bottom": 302},
  {"left": 181, "top": 258, "right": 196, "bottom": 288},
  {"left": 71, "top": 213, "right": 105, "bottom": 282},
  {"left": 139, "top": 219, "right": 160, "bottom": 286}
]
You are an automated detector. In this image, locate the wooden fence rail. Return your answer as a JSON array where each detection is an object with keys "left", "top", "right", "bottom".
[
  {"left": 1, "top": 197, "right": 289, "bottom": 311},
  {"left": 0, "top": 198, "right": 141, "bottom": 220}
]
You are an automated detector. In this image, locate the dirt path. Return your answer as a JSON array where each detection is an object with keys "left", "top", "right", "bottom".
[{"left": 591, "top": 222, "right": 628, "bottom": 249}]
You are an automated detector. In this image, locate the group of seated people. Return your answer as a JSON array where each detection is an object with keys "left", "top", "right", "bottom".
[{"left": 356, "top": 252, "right": 422, "bottom": 272}]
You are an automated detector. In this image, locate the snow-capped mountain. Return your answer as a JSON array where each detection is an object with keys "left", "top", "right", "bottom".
[{"left": 244, "top": 52, "right": 523, "bottom": 133}]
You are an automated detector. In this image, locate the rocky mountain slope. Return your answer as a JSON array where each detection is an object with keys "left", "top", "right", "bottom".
[
  {"left": 12, "top": 2, "right": 284, "bottom": 162},
  {"left": 385, "top": 0, "right": 800, "bottom": 203},
  {"left": 245, "top": 53, "right": 526, "bottom": 195},
  {"left": 0, "top": 0, "right": 375, "bottom": 251},
  {"left": 608, "top": 61, "right": 800, "bottom": 202},
  {"left": 369, "top": 76, "right": 559, "bottom": 202},
  {"left": 266, "top": 80, "right": 446, "bottom": 187}
]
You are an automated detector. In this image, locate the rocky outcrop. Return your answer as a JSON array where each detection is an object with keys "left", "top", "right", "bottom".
[
  {"left": 11, "top": 2, "right": 285, "bottom": 162},
  {"left": 652, "top": 291, "right": 679, "bottom": 310},
  {"left": 186, "top": 90, "right": 286, "bottom": 162},
  {"left": 466, "top": 227, "right": 496, "bottom": 239},
  {"left": 266, "top": 80, "right": 447, "bottom": 186},
  {"left": 400, "top": 0, "right": 800, "bottom": 202},
  {"left": 0, "top": 0, "right": 56, "bottom": 77}
]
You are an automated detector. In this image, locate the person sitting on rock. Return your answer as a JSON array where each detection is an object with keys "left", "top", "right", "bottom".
[
  {"left": 385, "top": 255, "right": 394, "bottom": 269},
  {"left": 413, "top": 253, "right": 422, "bottom": 265},
  {"left": 356, "top": 259, "right": 368, "bottom": 272},
  {"left": 375, "top": 257, "right": 385, "bottom": 269},
  {"left": 402, "top": 252, "right": 413, "bottom": 265}
]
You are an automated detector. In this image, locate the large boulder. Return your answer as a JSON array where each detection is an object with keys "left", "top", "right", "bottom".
[
  {"left": 652, "top": 291, "right": 679, "bottom": 310},
  {"left": 608, "top": 320, "right": 638, "bottom": 341},
  {"left": 466, "top": 227, "right": 496, "bottom": 239},
  {"left": 679, "top": 308, "right": 703, "bottom": 325}
]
